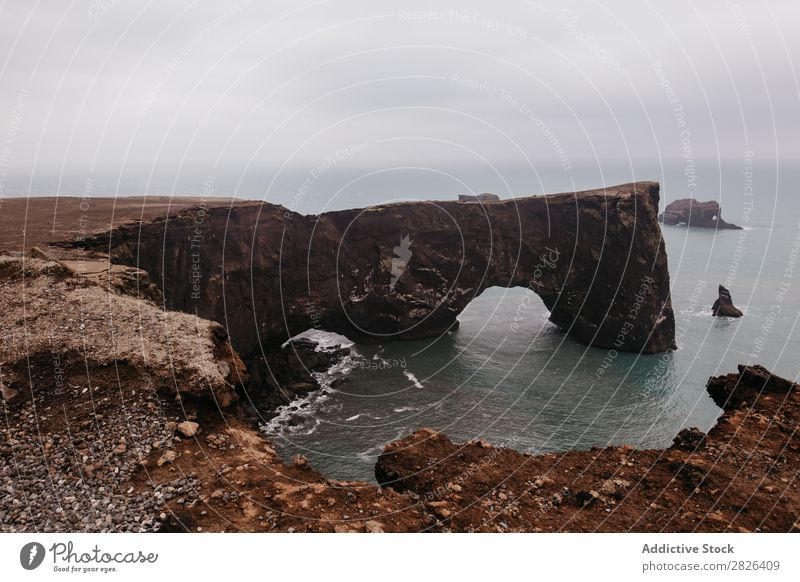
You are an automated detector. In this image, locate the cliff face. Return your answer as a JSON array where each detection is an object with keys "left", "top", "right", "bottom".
[
  {"left": 81, "top": 182, "right": 675, "bottom": 358},
  {"left": 659, "top": 198, "right": 742, "bottom": 229}
]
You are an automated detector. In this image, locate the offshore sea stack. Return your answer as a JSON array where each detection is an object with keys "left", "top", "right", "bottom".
[
  {"left": 659, "top": 198, "right": 742, "bottom": 229},
  {"left": 77, "top": 182, "right": 676, "bottom": 363},
  {"left": 712, "top": 284, "right": 744, "bottom": 318}
]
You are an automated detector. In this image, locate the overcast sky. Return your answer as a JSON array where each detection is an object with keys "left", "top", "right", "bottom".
[{"left": 1, "top": 0, "right": 798, "bottom": 200}]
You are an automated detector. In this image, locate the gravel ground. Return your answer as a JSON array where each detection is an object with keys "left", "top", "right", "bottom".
[
  {"left": 1, "top": 381, "right": 200, "bottom": 532},
  {"left": 0, "top": 252, "right": 247, "bottom": 532}
]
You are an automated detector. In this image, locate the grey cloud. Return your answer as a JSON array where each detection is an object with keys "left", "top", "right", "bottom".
[{"left": 0, "top": 0, "right": 797, "bottom": 181}]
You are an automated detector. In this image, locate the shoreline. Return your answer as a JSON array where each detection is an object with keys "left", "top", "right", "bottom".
[{"left": 1, "top": 196, "right": 798, "bottom": 532}]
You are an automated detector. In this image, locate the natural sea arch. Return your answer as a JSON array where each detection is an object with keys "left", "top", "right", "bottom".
[{"left": 83, "top": 182, "right": 675, "bottom": 363}]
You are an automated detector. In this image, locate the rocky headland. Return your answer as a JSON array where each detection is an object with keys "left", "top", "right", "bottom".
[
  {"left": 1, "top": 190, "right": 797, "bottom": 533},
  {"left": 659, "top": 198, "right": 742, "bottom": 229}
]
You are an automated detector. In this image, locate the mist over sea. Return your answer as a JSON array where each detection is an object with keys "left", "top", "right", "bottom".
[
  {"left": 6, "top": 158, "right": 797, "bottom": 221},
  {"left": 9, "top": 160, "right": 800, "bottom": 482}
]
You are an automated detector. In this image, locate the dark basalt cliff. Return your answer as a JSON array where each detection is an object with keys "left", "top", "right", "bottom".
[
  {"left": 659, "top": 198, "right": 742, "bottom": 229},
  {"left": 79, "top": 182, "right": 675, "bottom": 360}
]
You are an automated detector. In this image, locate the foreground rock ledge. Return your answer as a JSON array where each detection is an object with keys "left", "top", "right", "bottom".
[
  {"left": 0, "top": 252, "right": 245, "bottom": 408},
  {"left": 78, "top": 182, "right": 676, "bottom": 356},
  {"left": 376, "top": 364, "right": 799, "bottom": 532}
]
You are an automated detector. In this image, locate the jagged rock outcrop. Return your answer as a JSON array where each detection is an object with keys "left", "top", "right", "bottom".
[
  {"left": 705, "top": 363, "right": 793, "bottom": 410},
  {"left": 245, "top": 335, "right": 351, "bottom": 412},
  {"left": 458, "top": 193, "right": 500, "bottom": 202},
  {"left": 0, "top": 252, "right": 246, "bottom": 408},
  {"left": 78, "top": 182, "right": 675, "bottom": 360},
  {"left": 712, "top": 284, "right": 743, "bottom": 318},
  {"left": 659, "top": 198, "right": 742, "bottom": 229},
  {"left": 374, "top": 365, "right": 800, "bottom": 532}
]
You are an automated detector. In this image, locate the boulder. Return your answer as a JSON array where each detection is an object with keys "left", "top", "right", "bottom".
[
  {"left": 177, "top": 421, "right": 200, "bottom": 438},
  {"left": 671, "top": 427, "right": 706, "bottom": 451},
  {"left": 0, "top": 381, "right": 20, "bottom": 405},
  {"left": 364, "top": 520, "right": 385, "bottom": 533},
  {"left": 157, "top": 450, "right": 177, "bottom": 466}
]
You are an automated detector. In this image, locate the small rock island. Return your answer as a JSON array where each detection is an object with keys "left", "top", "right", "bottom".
[{"left": 659, "top": 198, "right": 742, "bottom": 229}]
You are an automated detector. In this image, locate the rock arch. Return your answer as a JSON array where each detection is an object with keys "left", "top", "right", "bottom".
[{"left": 83, "top": 182, "right": 675, "bottom": 360}]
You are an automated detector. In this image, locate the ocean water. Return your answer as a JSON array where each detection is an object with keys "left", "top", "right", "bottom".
[
  {"left": 255, "top": 170, "right": 800, "bottom": 483},
  {"left": 10, "top": 161, "right": 800, "bottom": 483}
]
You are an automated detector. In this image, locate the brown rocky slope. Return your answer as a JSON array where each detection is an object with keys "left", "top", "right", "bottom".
[{"left": 376, "top": 365, "right": 799, "bottom": 532}]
